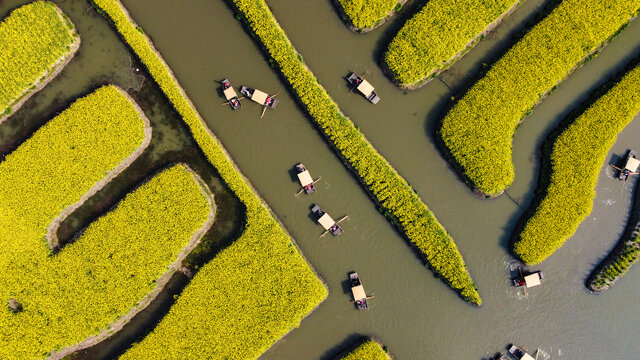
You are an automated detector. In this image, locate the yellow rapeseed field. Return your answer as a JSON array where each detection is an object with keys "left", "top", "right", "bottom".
[
  {"left": 91, "top": 1, "right": 328, "bottom": 358},
  {"left": 515, "top": 64, "right": 640, "bottom": 265},
  {"left": 0, "top": 1, "right": 77, "bottom": 116},
  {"left": 0, "top": 87, "right": 216, "bottom": 358},
  {"left": 341, "top": 339, "right": 391, "bottom": 360},
  {"left": 440, "top": 0, "right": 640, "bottom": 197},
  {"left": 336, "top": 0, "right": 401, "bottom": 30}
]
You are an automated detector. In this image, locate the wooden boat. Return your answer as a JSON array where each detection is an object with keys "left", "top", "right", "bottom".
[
  {"left": 311, "top": 204, "right": 343, "bottom": 236},
  {"left": 349, "top": 272, "right": 368, "bottom": 310},
  {"left": 492, "top": 353, "right": 508, "bottom": 360},
  {"left": 239, "top": 85, "right": 278, "bottom": 108},
  {"left": 221, "top": 79, "right": 241, "bottom": 110},
  {"left": 508, "top": 345, "right": 535, "bottom": 360},
  {"left": 617, "top": 150, "right": 639, "bottom": 181},
  {"left": 295, "top": 163, "right": 318, "bottom": 194},
  {"left": 513, "top": 270, "right": 544, "bottom": 289},
  {"left": 347, "top": 72, "right": 380, "bottom": 104}
]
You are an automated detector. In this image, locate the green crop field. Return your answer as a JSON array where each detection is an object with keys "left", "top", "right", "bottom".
[
  {"left": 335, "top": 0, "right": 401, "bottom": 30},
  {"left": 221, "top": 0, "right": 481, "bottom": 304},
  {"left": 91, "top": 1, "right": 328, "bottom": 358},
  {"left": 0, "top": 87, "right": 217, "bottom": 358},
  {"left": 440, "top": 0, "right": 640, "bottom": 197},
  {"left": 0, "top": 1, "right": 78, "bottom": 118},
  {"left": 515, "top": 64, "right": 640, "bottom": 265},
  {"left": 384, "top": 0, "right": 520, "bottom": 88},
  {"left": 340, "top": 339, "right": 391, "bottom": 360}
]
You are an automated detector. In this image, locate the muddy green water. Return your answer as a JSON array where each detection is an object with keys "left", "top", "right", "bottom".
[{"left": 4, "top": 0, "right": 640, "bottom": 358}]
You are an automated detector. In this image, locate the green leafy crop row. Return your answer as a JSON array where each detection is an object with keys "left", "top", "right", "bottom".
[
  {"left": 514, "top": 63, "right": 640, "bottom": 265},
  {"left": 90, "top": 1, "right": 328, "bottom": 358},
  {"left": 0, "top": 87, "right": 216, "bottom": 358},
  {"left": 335, "top": 0, "right": 402, "bottom": 31},
  {"left": 226, "top": 0, "right": 480, "bottom": 304},
  {"left": 440, "top": 0, "right": 640, "bottom": 197},
  {"left": 0, "top": 1, "right": 78, "bottom": 118},
  {"left": 384, "top": 0, "right": 520, "bottom": 88},
  {"left": 340, "top": 339, "right": 391, "bottom": 360}
]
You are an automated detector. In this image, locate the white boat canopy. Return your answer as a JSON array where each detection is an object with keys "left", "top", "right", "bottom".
[
  {"left": 625, "top": 157, "right": 640, "bottom": 172},
  {"left": 524, "top": 273, "right": 541, "bottom": 287},
  {"left": 356, "top": 80, "right": 375, "bottom": 97},
  {"left": 297, "top": 170, "right": 313, "bottom": 186},
  {"left": 223, "top": 87, "right": 238, "bottom": 101},
  {"left": 318, "top": 213, "right": 335, "bottom": 230},
  {"left": 521, "top": 353, "right": 535, "bottom": 360},
  {"left": 251, "top": 89, "right": 268, "bottom": 105},
  {"left": 351, "top": 284, "right": 366, "bottom": 301}
]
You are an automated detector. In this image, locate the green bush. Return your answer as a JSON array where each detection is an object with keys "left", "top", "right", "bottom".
[
  {"left": 514, "top": 63, "right": 640, "bottom": 265},
  {"left": 440, "top": 0, "right": 640, "bottom": 197},
  {"left": 225, "top": 0, "right": 480, "bottom": 304},
  {"left": 335, "top": 0, "right": 402, "bottom": 30},
  {"left": 0, "top": 1, "right": 78, "bottom": 118},
  {"left": 91, "top": 1, "right": 328, "bottom": 358},
  {"left": 340, "top": 339, "right": 391, "bottom": 360},
  {"left": 384, "top": 0, "right": 520, "bottom": 88}
]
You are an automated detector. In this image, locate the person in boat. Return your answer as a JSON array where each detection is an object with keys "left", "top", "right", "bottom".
[
  {"left": 330, "top": 224, "right": 338, "bottom": 232},
  {"left": 222, "top": 82, "right": 230, "bottom": 90},
  {"left": 304, "top": 185, "right": 311, "bottom": 191},
  {"left": 232, "top": 99, "right": 239, "bottom": 107},
  {"left": 518, "top": 279, "right": 525, "bottom": 286}
]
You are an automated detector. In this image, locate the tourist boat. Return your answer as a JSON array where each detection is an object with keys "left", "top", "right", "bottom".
[
  {"left": 616, "top": 150, "right": 639, "bottom": 181},
  {"left": 346, "top": 72, "right": 380, "bottom": 104},
  {"left": 239, "top": 85, "right": 278, "bottom": 108},
  {"left": 295, "top": 163, "right": 319, "bottom": 195},
  {"left": 221, "top": 79, "right": 241, "bottom": 110},
  {"left": 349, "top": 272, "right": 368, "bottom": 310},
  {"left": 311, "top": 204, "right": 343, "bottom": 236},
  {"left": 507, "top": 345, "right": 535, "bottom": 360},
  {"left": 513, "top": 270, "right": 544, "bottom": 289}
]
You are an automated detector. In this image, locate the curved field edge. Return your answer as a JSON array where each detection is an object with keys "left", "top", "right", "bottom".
[
  {"left": 383, "top": 0, "right": 521, "bottom": 89},
  {"left": 338, "top": 337, "right": 394, "bottom": 360},
  {"left": 90, "top": 1, "right": 328, "bottom": 358},
  {"left": 513, "top": 62, "right": 640, "bottom": 265},
  {"left": 227, "top": 0, "right": 480, "bottom": 304},
  {"left": 332, "top": 0, "right": 405, "bottom": 33},
  {"left": 49, "top": 164, "right": 216, "bottom": 360},
  {"left": 439, "top": 1, "right": 640, "bottom": 198},
  {"left": 0, "top": 85, "right": 159, "bottom": 358},
  {"left": 47, "top": 86, "right": 152, "bottom": 251},
  {"left": 0, "top": 1, "right": 80, "bottom": 124}
]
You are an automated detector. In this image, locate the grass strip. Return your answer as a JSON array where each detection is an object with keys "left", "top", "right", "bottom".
[
  {"left": 439, "top": 0, "right": 640, "bottom": 197},
  {"left": 383, "top": 0, "right": 521, "bottom": 88},
  {"left": 339, "top": 339, "right": 393, "bottom": 360},
  {"left": 334, "top": 0, "right": 404, "bottom": 32},
  {"left": 90, "top": 1, "right": 328, "bottom": 358},
  {"left": 514, "top": 63, "right": 640, "bottom": 265},
  {"left": 0, "top": 85, "right": 195, "bottom": 358},
  {"left": 0, "top": 1, "right": 79, "bottom": 122},
  {"left": 226, "top": 0, "right": 480, "bottom": 304}
]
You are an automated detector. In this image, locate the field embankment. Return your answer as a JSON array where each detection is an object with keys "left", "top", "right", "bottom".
[
  {"left": 0, "top": 1, "right": 79, "bottom": 124},
  {"left": 225, "top": 0, "right": 480, "bottom": 304},
  {"left": 333, "top": 0, "right": 404, "bottom": 32},
  {"left": 514, "top": 63, "right": 640, "bottom": 265},
  {"left": 91, "top": 0, "right": 328, "bottom": 358},
  {"left": 383, "top": 0, "right": 521, "bottom": 89},
  {"left": 439, "top": 0, "right": 640, "bottom": 197}
]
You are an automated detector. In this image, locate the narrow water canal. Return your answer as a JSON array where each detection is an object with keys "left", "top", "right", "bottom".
[{"left": 4, "top": 0, "right": 640, "bottom": 358}]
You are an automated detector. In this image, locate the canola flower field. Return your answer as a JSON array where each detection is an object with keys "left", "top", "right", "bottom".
[
  {"left": 90, "top": 1, "right": 328, "bottom": 358},
  {"left": 439, "top": 0, "right": 640, "bottom": 197},
  {"left": 513, "top": 63, "right": 640, "bottom": 264},
  {"left": 384, "top": 0, "right": 520, "bottom": 88},
  {"left": 340, "top": 339, "right": 391, "bottom": 360},
  {"left": 0, "top": 1, "right": 78, "bottom": 119},
  {"left": 335, "top": 0, "right": 402, "bottom": 30},
  {"left": 223, "top": 0, "right": 481, "bottom": 304},
  {"left": 0, "top": 87, "right": 217, "bottom": 358}
]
